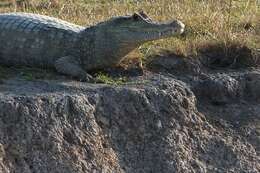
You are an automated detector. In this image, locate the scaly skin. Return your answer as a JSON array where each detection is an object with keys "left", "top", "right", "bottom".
[{"left": 0, "top": 12, "right": 185, "bottom": 81}]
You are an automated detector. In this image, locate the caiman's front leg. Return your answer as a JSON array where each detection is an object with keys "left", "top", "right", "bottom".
[{"left": 55, "top": 56, "right": 94, "bottom": 82}]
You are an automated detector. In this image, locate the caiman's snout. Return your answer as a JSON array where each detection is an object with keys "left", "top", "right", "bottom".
[
  {"left": 170, "top": 20, "right": 185, "bottom": 34},
  {"left": 153, "top": 19, "right": 185, "bottom": 40},
  {"left": 110, "top": 12, "right": 185, "bottom": 44}
]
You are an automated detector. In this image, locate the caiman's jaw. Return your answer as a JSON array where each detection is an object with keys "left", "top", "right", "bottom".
[{"left": 138, "top": 20, "right": 185, "bottom": 42}]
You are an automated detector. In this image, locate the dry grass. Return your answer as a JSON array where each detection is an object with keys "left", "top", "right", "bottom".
[{"left": 0, "top": 0, "right": 260, "bottom": 59}]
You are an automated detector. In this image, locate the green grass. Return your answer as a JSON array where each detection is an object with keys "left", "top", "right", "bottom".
[{"left": 95, "top": 72, "right": 127, "bottom": 85}]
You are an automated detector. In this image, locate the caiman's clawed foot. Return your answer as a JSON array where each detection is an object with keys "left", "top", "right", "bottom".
[
  {"left": 78, "top": 73, "right": 94, "bottom": 82},
  {"left": 55, "top": 56, "right": 94, "bottom": 82}
]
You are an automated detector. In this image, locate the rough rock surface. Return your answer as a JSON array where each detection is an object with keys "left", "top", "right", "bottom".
[{"left": 0, "top": 56, "right": 260, "bottom": 172}]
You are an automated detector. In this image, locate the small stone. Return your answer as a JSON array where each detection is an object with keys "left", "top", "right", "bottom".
[{"left": 156, "top": 119, "right": 162, "bottom": 129}]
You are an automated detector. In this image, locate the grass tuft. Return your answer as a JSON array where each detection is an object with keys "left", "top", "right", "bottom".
[{"left": 95, "top": 72, "right": 127, "bottom": 85}]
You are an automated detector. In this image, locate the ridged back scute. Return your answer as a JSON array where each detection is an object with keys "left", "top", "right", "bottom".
[{"left": 0, "top": 12, "right": 84, "bottom": 33}]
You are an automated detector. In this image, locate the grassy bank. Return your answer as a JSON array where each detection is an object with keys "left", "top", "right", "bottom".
[{"left": 0, "top": 0, "right": 259, "bottom": 61}]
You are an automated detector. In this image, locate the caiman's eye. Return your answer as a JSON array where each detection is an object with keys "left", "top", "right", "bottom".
[
  {"left": 132, "top": 13, "right": 140, "bottom": 21},
  {"left": 139, "top": 11, "right": 148, "bottom": 19}
]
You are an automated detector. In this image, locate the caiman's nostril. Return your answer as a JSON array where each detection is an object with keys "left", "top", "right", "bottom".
[
  {"left": 171, "top": 20, "right": 185, "bottom": 28},
  {"left": 177, "top": 20, "right": 185, "bottom": 30},
  {"left": 171, "top": 20, "right": 185, "bottom": 34}
]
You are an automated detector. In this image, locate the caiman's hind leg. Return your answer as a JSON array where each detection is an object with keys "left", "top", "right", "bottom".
[{"left": 55, "top": 56, "right": 94, "bottom": 82}]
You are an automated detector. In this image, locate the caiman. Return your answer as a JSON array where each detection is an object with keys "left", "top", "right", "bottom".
[{"left": 0, "top": 11, "right": 185, "bottom": 81}]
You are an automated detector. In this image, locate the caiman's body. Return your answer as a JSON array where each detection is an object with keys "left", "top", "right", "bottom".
[{"left": 0, "top": 12, "right": 185, "bottom": 81}]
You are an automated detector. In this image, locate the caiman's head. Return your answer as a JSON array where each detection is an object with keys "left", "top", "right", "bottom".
[
  {"left": 86, "top": 12, "right": 185, "bottom": 68},
  {"left": 99, "top": 11, "right": 185, "bottom": 44}
]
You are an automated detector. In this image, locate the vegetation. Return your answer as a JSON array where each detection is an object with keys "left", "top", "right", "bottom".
[
  {"left": 95, "top": 72, "right": 127, "bottom": 85},
  {"left": 0, "top": 0, "right": 259, "bottom": 81}
]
